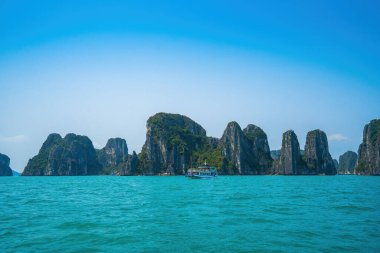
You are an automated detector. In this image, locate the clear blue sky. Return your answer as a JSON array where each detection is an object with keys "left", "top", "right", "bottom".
[{"left": 1, "top": 0, "right": 379, "bottom": 172}]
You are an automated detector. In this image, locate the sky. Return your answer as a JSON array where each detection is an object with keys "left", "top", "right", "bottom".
[{"left": 1, "top": 0, "right": 379, "bottom": 172}]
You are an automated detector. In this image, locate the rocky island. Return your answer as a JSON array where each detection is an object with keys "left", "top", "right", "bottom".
[
  {"left": 22, "top": 133, "right": 101, "bottom": 176},
  {"left": 0, "top": 153, "right": 13, "bottom": 176},
  {"left": 138, "top": 112, "right": 210, "bottom": 175},
  {"left": 272, "top": 129, "right": 336, "bottom": 175},
  {"left": 18, "top": 113, "right": 380, "bottom": 176},
  {"left": 338, "top": 151, "right": 358, "bottom": 174},
  {"left": 138, "top": 113, "right": 273, "bottom": 175},
  {"left": 302, "top": 130, "right": 336, "bottom": 175},
  {"left": 272, "top": 130, "right": 306, "bottom": 175}
]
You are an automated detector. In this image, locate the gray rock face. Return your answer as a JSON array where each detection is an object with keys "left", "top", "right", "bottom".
[
  {"left": 271, "top": 149, "right": 305, "bottom": 160},
  {"left": 333, "top": 159, "right": 339, "bottom": 171},
  {"left": 207, "top": 137, "right": 220, "bottom": 149},
  {"left": 270, "top": 150, "right": 281, "bottom": 160},
  {"left": 97, "top": 138, "right": 128, "bottom": 168},
  {"left": 356, "top": 119, "right": 380, "bottom": 175},
  {"left": 303, "top": 130, "right": 336, "bottom": 175},
  {"left": 220, "top": 122, "right": 252, "bottom": 174},
  {"left": 219, "top": 122, "right": 272, "bottom": 174},
  {"left": 338, "top": 151, "right": 357, "bottom": 174},
  {"left": 0, "top": 153, "right": 13, "bottom": 176},
  {"left": 22, "top": 133, "right": 101, "bottom": 176},
  {"left": 122, "top": 151, "right": 139, "bottom": 176},
  {"left": 243, "top": 124, "right": 273, "bottom": 174},
  {"left": 243, "top": 124, "right": 273, "bottom": 170},
  {"left": 273, "top": 130, "right": 306, "bottom": 175},
  {"left": 139, "top": 112, "right": 207, "bottom": 175}
]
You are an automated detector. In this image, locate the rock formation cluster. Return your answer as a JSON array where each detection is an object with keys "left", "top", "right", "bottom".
[
  {"left": 272, "top": 129, "right": 336, "bottom": 175},
  {"left": 22, "top": 133, "right": 101, "bottom": 176},
  {"left": 18, "top": 113, "right": 379, "bottom": 176}
]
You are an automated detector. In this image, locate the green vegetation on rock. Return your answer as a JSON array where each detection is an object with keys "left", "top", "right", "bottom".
[
  {"left": 139, "top": 112, "right": 213, "bottom": 174},
  {"left": 369, "top": 119, "right": 380, "bottom": 145},
  {"left": 22, "top": 133, "right": 101, "bottom": 176},
  {"left": 356, "top": 119, "right": 380, "bottom": 175},
  {"left": 138, "top": 113, "right": 275, "bottom": 175},
  {"left": 192, "top": 146, "right": 224, "bottom": 169}
]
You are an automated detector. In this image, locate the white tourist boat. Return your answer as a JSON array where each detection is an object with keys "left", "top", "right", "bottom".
[{"left": 186, "top": 162, "right": 218, "bottom": 179}]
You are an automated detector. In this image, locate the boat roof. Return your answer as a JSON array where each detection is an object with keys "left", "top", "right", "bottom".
[{"left": 190, "top": 166, "right": 217, "bottom": 170}]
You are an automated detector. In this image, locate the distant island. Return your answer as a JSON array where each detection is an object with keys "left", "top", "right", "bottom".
[
  {"left": 0, "top": 153, "right": 13, "bottom": 176},
  {"left": 1, "top": 113, "right": 379, "bottom": 176}
]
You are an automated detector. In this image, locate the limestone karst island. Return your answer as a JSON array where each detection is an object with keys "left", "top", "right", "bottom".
[{"left": 2, "top": 113, "right": 378, "bottom": 177}]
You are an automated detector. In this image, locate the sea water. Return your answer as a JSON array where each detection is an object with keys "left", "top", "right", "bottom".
[{"left": 1, "top": 176, "right": 379, "bottom": 252}]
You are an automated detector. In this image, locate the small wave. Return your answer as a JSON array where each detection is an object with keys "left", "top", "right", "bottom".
[
  {"left": 288, "top": 230, "right": 319, "bottom": 239},
  {"left": 334, "top": 205, "right": 374, "bottom": 212},
  {"left": 56, "top": 221, "right": 103, "bottom": 230},
  {"left": 250, "top": 218, "right": 280, "bottom": 224}
]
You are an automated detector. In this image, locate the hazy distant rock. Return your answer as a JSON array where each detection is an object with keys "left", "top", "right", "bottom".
[
  {"left": 356, "top": 119, "right": 380, "bottom": 175},
  {"left": 97, "top": 138, "right": 128, "bottom": 174},
  {"left": 273, "top": 130, "right": 307, "bottom": 175},
  {"left": 0, "top": 153, "right": 13, "bottom": 176},
  {"left": 333, "top": 159, "right": 339, "bottom": 171},
  {"left": 22, "top": 133, "right": 101, "bottom": 176},
  {"left": 271, "top": 150, "right": 305, "bottom": 161},
  {"left": 270, "top": 150, "right": 281, "bottom": 160},
  {"left": 303, "top": 130, "right": 336, "bottom": 175},
  {"left": 122, "top": 151, "right": 139, "bottom": 176},
  {"left": 337, "top": 151, "right": 357, "bottom": 174},
  {"left": 12, "top": 170, "right": 20, "bottom": 176},
  {"left": 207, "top": 137, "right": 220, "bottom": 149}
]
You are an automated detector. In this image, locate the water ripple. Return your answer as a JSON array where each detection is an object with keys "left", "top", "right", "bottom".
[{"left": 0, "top": 176, "right": 380, "bottom": 252}]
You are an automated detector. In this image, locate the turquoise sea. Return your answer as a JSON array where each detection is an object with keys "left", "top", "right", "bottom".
[{"left": 1, "top": 176, "right": 380, "bottom": 252}]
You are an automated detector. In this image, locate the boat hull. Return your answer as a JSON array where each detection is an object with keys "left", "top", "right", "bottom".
[{"left": 187, "top": 175, "right": 217, "bottom": 179}]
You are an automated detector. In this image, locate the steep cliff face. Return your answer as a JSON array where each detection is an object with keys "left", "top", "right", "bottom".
[
  {"left": 243, "top": 124, "right": 273, "bottom": 171},
  {"left": 219, "top": 122, "right": 253, "bottom": 174},
  {"left": 122, "top": 151, "right": 139, "bottom": 176},
  {"left": 333, "top": 159, "right": 339, "bottom": 171},
  {"left": 356, "top": 119, "right": 380, "bottom": 175},
  {"left": 207, "top": 137, "right": 220, "bottom": 149},
  {"left": 22, "top": 133, "right": 62, "bottom": 176},
  {"left": 139, "top": 113, "right": 208, "bottom": 175},
  {"left": 0, "top": 153, "right": 13, "bottom": 176},
  {"left": 270, "top": 150, "right": 281, "bottom": 160},
  {"left": 22, "top": 133, "right": 101, "bottom": 176},
  {"left": 97, "top": 138, "right": 128, "bottom": 174},
  {"left": 338, "top": 151, "right": 357, "bottom": 174},
  {"left": 273, "top": 130, "right": 306, "bottom": 175},
  {"left": 303, "top": 130, "right": 336, "bottom": 175},
  {"left": 219, "top": 122, "right": 272, "bottom": 174}
]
